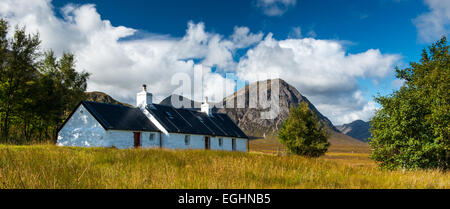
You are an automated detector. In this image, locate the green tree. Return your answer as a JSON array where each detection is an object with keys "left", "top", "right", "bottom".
[
  {"left": 0, "top": 22, "right": 40, "bottom": 142},
  {"left": 0, "top": 18, "right": 89, "bottom": 144},
  {"left": 279, "top": 102, "right": 330, "bottom": 157},
  {"left": 36, "top": 51, "right": 89, "bottom": 141},
  {"left": 370, "top": 36, "right": 449, "bottom": 170}
]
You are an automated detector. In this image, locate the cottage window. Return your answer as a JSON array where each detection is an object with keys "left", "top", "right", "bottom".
[
  {"left": 149, "top": 133, "right": 155, "bottom": 141},
  {"left": 185, "top": 135, "right": 190, "bottom": 145},
  {"left": 232, "top": 138, "right": 236, "bottom": 151},
  {"left": 218, "top": 138, "right": 223, "bottom": 147}
]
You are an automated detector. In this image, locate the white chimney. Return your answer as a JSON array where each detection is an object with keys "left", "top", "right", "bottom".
[
  {"left": 201, "top": 96, "right": 212, "bottom": 116},
  {"left": 136, "top": 84, "right": 152, "bottom": 108}
]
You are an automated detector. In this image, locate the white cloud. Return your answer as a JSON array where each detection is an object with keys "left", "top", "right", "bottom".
[
  {"left": 230, "top": 26, "right": 263, "bottom": 48},
  {"left": 0, "top": 0, "right": 257, "bottom": 104},
  {"left": 255, "top": 0, "right": 297, "bottom": 16},
  {"left": 0, "top": 0, "right": 401, "bottom": 125},
  {"left": 391, "top": 79, "right": 405, "bottom": 89},
  {"left": 237, "top": 34, "right": 400, "bottom": 124},
  {"left": 414, "top": 0, "right": 450, "bottom": 42}
]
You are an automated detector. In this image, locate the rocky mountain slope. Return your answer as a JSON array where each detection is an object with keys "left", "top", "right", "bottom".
[
  {"left": 84, "top": 80, "right": 369, "bottom": 146},
  {"left": 336, "top": 120, "right": 371, "bottom": 142},
  {"left": 216, "top": 79, "right": 338, "bottom": 136},
  {"left": 85, "top": 91, "right": 132, "bottom": 107},
  {"left": 159, "top": 94, "right": 202, "bottom": 110},
  {"left": 160, "top": 79, "right": 338, "bottom": 137}
]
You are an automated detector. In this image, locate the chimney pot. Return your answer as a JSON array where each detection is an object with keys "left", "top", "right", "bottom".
[
  {"left": 201, "top": 96, "right": 211, "bottom": 116},
  {"left": 137, "top": 84, "right": 152, "bottom": 108}
]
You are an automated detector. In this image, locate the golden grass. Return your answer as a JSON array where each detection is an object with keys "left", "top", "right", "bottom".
[
  {"left": 0, "top": 144, "right": 448, "bottom": 189},
  {"left": 249, "top": 131, "right": 375, "bottom": 168}
]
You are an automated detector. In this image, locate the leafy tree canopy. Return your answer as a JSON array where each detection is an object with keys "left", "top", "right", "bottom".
[
  {"left": 370, "top": 36, "right": 449, "bottom": 170},
  {"left": 279, "top": 102, "right": 330, "bottom": 157},
  {"left": 0, "top": 18, "right": 89, "bottom": 144}
]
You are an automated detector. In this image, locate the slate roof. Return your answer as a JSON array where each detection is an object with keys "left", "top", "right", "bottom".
[
  {"left": 146, "top": 104, "right": 248, "bottom": 138},
  {"left": 79, "top": 101, "right": 160, "bottom": 132},
  {"left": 60, "top": 101, "right": 247, "bottom": 138}
]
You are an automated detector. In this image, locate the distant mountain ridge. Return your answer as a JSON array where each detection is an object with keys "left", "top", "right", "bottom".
[
  {"left": 84, "top": 81, "right": 370, "bottom": 146},
  {"left": 160, "top": 79, "right": 338, "bottom": 137},
  {"left": 85, "top": 91, "right": 132, "bottom": 107},
  {"left": 216, "top": 79, "right": 338, "bottom": 136},
  {"left": 336, "top": 120, "right": 371, "bottom": 142},
  {"left": 159, "top": 94, "right": 202, "bottom": 110},
  {"left": 85, "top": 79, "right": 340, "bottom": 138}
]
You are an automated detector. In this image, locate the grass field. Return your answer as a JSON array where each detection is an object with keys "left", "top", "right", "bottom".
[
  {"left": 249, "top": 132, "right": 375, "bottom": 168},
  {"left": 0, "top": 137, "right": 448, "bottom": 189}
]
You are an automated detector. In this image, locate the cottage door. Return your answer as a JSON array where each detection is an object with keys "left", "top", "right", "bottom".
[
  {"left": 205, "top": 137, "right": 210, "bottom": 150},
  {"left": 134, "top": 132, "right": 141, "bottom": 148}
]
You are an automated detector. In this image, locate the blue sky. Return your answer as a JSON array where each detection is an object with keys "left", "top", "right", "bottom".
[
  {"left": 1, "top": 0, "right": 448, "bottom": 125},
  {"left": 50, "top": 0, "right": 429, "bottom": 100},
  {"left": 51, "top": 0, "right": 428, "bottom": 60}
]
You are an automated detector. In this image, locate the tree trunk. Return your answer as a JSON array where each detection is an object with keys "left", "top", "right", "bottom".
[{"left": 2, "top": 111, "right": 9, "bottom": 142}]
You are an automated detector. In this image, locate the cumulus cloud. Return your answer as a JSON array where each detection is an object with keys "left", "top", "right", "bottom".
[
  {"left": 414, "top": 0, "right": 450, "bottom": 42},
  {"left": 230, "top": 26, "right": 263, "bottom": 48},
  {"left": 0, "top": 0, "right": 401, "bottom": 125},
  {"left": 255, "top": 0, "right": 297, "bottom": 16},
  {"left": 0, "top": 0, "right": 262, "bottom": 104},
  {"left": 237, "top": 34, "right": 400, "bottom": 124}
]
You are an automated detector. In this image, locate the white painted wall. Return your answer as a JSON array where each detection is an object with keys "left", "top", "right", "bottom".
[
  {"left": 106, "top": 130, "right": 159, "bottom": 149},
  {"left": 57, "top": 104, "right": 159, "bottom": 149},
  {"left": 160, "top": 133, "right": 247, "bottom": 152},
  {"left": 58, "top": 104, "right": 248, "bottom": 151},
  {"left": 235, "top": 138, "right": 248, "bottom": 152},
  {"left": 161, "top": 133, "right": 204, "bottom": 149},
  {"left": 57, "top": 105, "right": 110, "bottom": 147},
  {"left": 140, "top": 132, "right": 161, "bottom": 148}
]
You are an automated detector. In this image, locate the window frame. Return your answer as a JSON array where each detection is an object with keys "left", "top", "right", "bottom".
[
  {"left": 218, "top": 138, "right": 223, "bottom": 147},
  {"left": 149, "top": 133, "right": 155, "bottom": 141},
  {"left": 185, "top": 135, "right": 190, "bottom": 145},
  {"left": 232, "top": 138, "right": 236, "bottom": 151}
]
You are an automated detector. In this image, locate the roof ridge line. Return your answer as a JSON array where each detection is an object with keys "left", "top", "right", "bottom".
[
  {"left": 82, "top": 100, "right": 130, "bottom": 108},
  {"left": 82, "top": 101, "right": 112, "bottom": 128}
]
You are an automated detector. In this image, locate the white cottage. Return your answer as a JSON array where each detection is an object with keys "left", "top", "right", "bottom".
[{"left": 57, "top": 85, "right": 249, "bottom": 151}]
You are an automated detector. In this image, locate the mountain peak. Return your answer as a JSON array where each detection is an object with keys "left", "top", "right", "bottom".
[
  {"left": 337, "top": 120, "right": 371, "bottom": 142},
  {"left": 158, "top": 79, "right": 338, "bottom": 137},
  {"left": 219, "top": 78, "right": 338, "bottom": 136},
  {"left": 85, "top": 91, "right": 132, "bottom": 107},
  {"left": 159, "top": 94, "right": 202, "bottom": 109}
]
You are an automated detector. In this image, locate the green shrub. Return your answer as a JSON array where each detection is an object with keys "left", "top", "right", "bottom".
[{"left": 278, "top": 102, "right": 330, "bottom": 157}]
